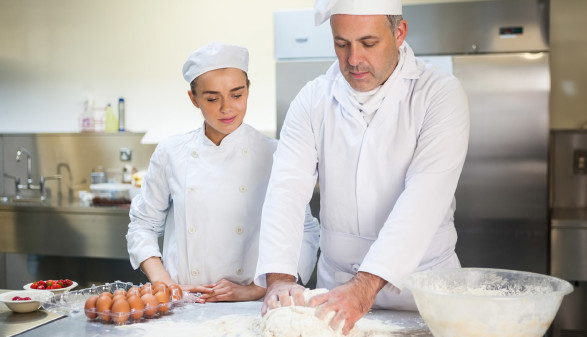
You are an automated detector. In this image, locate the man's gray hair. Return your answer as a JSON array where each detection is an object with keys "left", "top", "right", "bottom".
[{"left": 386, "top": 15, "right": 403, "bottom": 35}]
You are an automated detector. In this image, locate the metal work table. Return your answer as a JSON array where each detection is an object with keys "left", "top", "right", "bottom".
[
  {"left": 0, "top": 200, "right": 131, "bottom": 260},
  {"left": 0, "top": 289, "right": 432, "bottom": 337}
]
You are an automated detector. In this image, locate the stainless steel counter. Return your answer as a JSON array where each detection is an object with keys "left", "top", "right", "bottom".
[
  {"left": 0, "top": 200, "right": 131, "bottom": 259},
  {"left": 1, "top": 298, "right": 432, "bottom": 337}
]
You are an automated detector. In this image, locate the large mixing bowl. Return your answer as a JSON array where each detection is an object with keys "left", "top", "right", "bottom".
[{"left": 404, "top": 268, "right": 573, "bottom": 337}]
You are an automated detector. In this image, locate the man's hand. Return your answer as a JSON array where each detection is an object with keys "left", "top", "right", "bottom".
[
  {"left": 261, "top": 273, "right": 306, "bottom": 315},
  {"left": 308, "top": 272, "right": 386, "bottom": 335}
]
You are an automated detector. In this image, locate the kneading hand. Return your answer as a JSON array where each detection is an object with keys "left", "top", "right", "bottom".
[
  {"left": 261, "top": 273, "right": 306, "bottom": 315},
  {"left": 308, "top": 272, "right": 386, "bottom": 335}
]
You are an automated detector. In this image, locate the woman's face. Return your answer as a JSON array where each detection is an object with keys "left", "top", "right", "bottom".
[{"left": 188, "top": 68, "right": 249, "bottom": 145}]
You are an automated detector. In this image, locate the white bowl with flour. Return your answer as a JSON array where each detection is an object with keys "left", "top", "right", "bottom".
[{"left": 404, "top": 268, "right": 573, "bottom": 337}]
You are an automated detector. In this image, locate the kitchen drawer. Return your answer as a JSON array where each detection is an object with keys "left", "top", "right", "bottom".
[{"left": 274, "top": 9, "right": 335, "bottom": 59}]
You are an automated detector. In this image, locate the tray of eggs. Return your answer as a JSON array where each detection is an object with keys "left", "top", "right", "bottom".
[
  {"left": 85, "top": 281, "right": 184, "bottom": 325},
  {"left": 41, "top": 280, "right": 188, "bottom": 325}
]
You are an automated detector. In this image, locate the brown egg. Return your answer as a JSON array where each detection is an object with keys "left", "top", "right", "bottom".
[
  {"left": 111, "top": 299, "right": 130, "bottom": 325},
  {"left": 154, "top": 290, "right": 170, "bottom": 313},
  {"left": 112, "top": 294, "right": 126, "bottom": 303},
  {"left": 168, "top": 284, "right": 183, "bottom": 301},
  {"left": 140, "top": 284, "right": 153, "bottom": 296},
  {"left": 84, "top": 295, "right": 99, "bottom": 319},
  {"left": 152, "top": 281, "right": 167, "bottom": 289},
  {"left": 113, "top": 288, "right": 127, "bottom": 297},
  {"left": 153, "top": 283, "right": 170, "bottom": 297},
  {"left": 96, "top": 295, "right": 113, "bottom": 322},
  {"left": 126, "top": 286, "right": 140, "bottom": 298},
  {"left": 141, "top": 293, "right": 158, "bottom": 317},
  {"left": 99, "top": 291, "right": 113, "bottom": 298},
  {"left": 127, "top": 294, "right": 145, "bottom": 320}
]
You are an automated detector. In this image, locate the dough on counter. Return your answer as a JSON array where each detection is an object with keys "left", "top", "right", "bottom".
[
  {"left": 261, "top": 288, "right": 402, "bottom": 337},
  {"left": 261, "top": 288, "right": 345, "bottom": 337}
]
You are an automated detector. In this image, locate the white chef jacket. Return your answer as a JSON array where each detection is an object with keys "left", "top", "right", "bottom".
[
  {"left": 127, "top": 123, "right": 320, "bottom": 286},
  {"left": 255, "top": 42, "right": 469, "bottom": 309}
]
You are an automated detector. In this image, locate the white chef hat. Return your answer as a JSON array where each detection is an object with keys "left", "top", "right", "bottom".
[
  {"left": 182, "top": 42, "right": 249, "bottom": 83},
  {"left": 314, "top": 0, "right": 402, "bottom": 26}
]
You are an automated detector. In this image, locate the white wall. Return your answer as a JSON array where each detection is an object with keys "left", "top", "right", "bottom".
[{"left": 0, "top": 0, "right": 315, "bottom": 138}]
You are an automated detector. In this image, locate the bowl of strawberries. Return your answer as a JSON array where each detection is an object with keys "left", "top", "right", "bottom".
[
  {"left": 0, "top": 290, "right": 54, "bottom": 313},
  {"left": 23, "top": 279, "right": 78, "bottom": 294}
]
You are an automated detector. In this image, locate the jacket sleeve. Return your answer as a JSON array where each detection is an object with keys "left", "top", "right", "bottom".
[
  {"left": 255, "top": 82, "right": 320, "bottom": 287},
  {"left": 359, "top": 74, "right": 470, "bottom": 290},
  {"left": 297, "top": 204, "right": 320, "bottom": 285},
  {"left": 126, "top": 145, "right": 172, "bottom": 270}
]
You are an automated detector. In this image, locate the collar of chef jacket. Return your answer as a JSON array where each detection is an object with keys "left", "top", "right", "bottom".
[{"left": 200, "top": 122, "right": 246, "bottom": 147}]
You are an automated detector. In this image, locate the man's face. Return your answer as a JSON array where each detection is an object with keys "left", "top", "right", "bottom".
[{"left": 330, "top": 14, "right": 406, "bottom": 92}]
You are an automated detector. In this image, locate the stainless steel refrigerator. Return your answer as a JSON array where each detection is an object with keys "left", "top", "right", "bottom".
[{"left": 275, "top": 0, "right": 550, "bottom": 274}]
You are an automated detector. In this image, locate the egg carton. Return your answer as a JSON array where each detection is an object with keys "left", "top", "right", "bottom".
[
  {"left": 84, "top": 295, "right": 179, "bottom": 325},
  {"left": 41, "top": 280, "right": 194, "bottom": 325}
]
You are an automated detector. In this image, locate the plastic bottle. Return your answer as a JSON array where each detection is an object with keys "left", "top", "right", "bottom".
[
  {"left": 94, "top": 105, "right": 105, "bottom": 132},
  {"left": 79, "top": 98, "right": 94, "bottom": 132},
  {"left": 118, "top": 97, "right": 126, "bottom": 132},
  {"left": 105, "top": 104, "right": 118, "bottom": 132}
]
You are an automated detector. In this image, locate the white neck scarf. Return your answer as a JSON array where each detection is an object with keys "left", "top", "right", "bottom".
[{"left": 344, "top": 45, "right": 406, "bottom": 125}]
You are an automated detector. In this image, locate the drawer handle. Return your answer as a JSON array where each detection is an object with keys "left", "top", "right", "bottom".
[{"left": 295, "top": 36, "right": 309, "bottom": 43}]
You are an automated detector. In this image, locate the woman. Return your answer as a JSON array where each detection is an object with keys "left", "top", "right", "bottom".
[{"left": 126, "top": 43, "right": 319, "bottom": 302}]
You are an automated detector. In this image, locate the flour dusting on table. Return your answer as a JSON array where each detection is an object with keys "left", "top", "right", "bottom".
[{"left": 116, "top": 289, "right": 405, "bottom": 337}]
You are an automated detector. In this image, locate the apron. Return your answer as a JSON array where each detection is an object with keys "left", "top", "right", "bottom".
[{"left": 317, "top": 227, "right": 461, "bottom": 310}]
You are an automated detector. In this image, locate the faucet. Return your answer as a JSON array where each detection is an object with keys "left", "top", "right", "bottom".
[
  {"left": 57, "top": 162, "right": 73, "bottom": 201},
  {"left": 16, "top": 147, "right": 33, "bottom": 189},
  {"left": 40, "top": 175, "right": 62, "bottom": 200},
  {"left": 14, "top": 147, "right": 48, "bottom": 199}
]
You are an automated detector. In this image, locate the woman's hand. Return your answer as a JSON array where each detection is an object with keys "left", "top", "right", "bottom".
[{"left": 196, "top": 279, "right": 266, "bottom": 302}]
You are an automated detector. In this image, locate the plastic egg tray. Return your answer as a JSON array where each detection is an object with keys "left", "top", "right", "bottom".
[{"left": 41, "top": 280, "right": 194, "bottom": 325}]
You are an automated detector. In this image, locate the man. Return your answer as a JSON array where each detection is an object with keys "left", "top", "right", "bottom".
[{"left": 255, "top": 0, "right": 469, "bottom": 334}]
